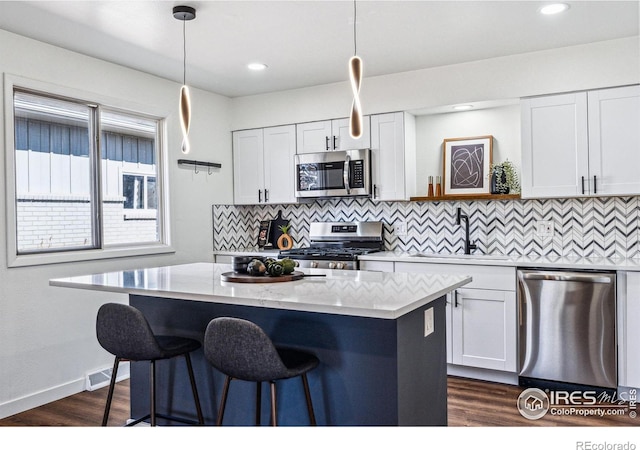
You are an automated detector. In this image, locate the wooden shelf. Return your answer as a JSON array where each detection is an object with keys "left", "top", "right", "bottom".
[{"left": 409, "top": 194, "right": 521, "bottom": 202}]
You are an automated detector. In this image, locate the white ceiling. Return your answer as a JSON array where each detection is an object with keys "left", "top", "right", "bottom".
[{"left": 0, "top": 1, "right": 638, "bottom": 98}]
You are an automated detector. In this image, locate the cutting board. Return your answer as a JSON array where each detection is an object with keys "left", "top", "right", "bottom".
[
  {"left": 221, "top": 271, "right": 304, "bottom": 283},
  {"left": 269, "top": 210, "right": 289, "bottom": 249}
]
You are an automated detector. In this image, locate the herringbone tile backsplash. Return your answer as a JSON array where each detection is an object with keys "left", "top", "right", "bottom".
[{"left": 213, "top": 196, "right": 640, "bottom": 258}]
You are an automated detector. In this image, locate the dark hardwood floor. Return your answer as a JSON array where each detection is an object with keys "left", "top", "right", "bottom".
[{"left": 0, "top": 376, "right": 637, "bottom": 427}]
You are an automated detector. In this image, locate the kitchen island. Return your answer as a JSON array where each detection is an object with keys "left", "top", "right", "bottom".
[{"left": 50, "top": 262, "right": 471, "bottom": 426}]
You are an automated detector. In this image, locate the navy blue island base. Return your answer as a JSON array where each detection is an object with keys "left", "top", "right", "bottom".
[{"left": 129, "top": 293, "right": 448, "bottom": 426}]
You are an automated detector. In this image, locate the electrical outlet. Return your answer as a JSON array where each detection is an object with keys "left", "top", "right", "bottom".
[
  {"left": 424, "top": 307, "right": 434, "bottom": 337},
  {"left": 536, "top": 220, "right": 554, "bottom": 237},
  {"left": 394, "top": 221, "right": 407, "bottom": 236}
]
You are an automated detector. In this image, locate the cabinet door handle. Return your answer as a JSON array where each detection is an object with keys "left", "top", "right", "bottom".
[
  {"left": 258, "top": 189, "right": 262, "bottom": 203},
  {"left": 373, "top": 184, "right": 378, "bottom": 199},
  {"left": 343, "top": 154, "right": 351, "bottom": 195},
  {"left": 325, "top": 136, "right": 330, "bottom": 151},
  {"left": 581, "top": 176, "right": 585, "bottom": 195},
  {"left": 454, "top": 290, "right": 459, "bottom": 308},
  {"left": 593, "top": 175, "right": 597, "bottom": 194},
  {"left": 264, "top": 189, "right": 269, "bottom": 202},
  {"left": 333, "top": 135, "right": 338, "bottom": 150}
]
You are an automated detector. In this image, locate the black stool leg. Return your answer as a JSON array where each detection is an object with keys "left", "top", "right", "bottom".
[
  {"left": 256, "top": 382, "right": 262, "bottom": 426},
  {"left": 184, "top": 353, "right": 204, "bottom": 425},
  {"left": 216, "top": 375, "right": 232, "bottom": 426},
  {"left": 301, "top": 374, "right": 316, "bottom": 425},
  {"left": 269, "top": 381, "right": 277, "bottom": 426},
  {"left": 102, "top": 357, "right": 120, "bottom": 426},
  {"left": 150, "top": 360, "right": 156, "bottom": 427}
]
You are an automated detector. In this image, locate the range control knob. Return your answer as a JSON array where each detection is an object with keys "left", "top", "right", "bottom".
[
  {"left": 328, "top": 262, "right": 336, "bottom": 269},
  {"left": 336, "top": 262, "right": 346, "bottom": 270},
  {"left": 310, "top": 261, "right": 319, "bottom": 269}
]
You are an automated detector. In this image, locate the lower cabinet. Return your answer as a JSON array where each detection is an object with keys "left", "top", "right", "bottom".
[
  {"left": 619, "top": 271, "right": 640, "bottom": 390},
  {"left": 358, "top": 260, "right": 394, "bottom": 272},
  {"left": 213, "top": 252, "right": 280, "bottom": 265},
  {"left": 450, "top": 288, "right": 517, "bottom": 371},
  {"left": 214, "top": 255, "right": 233, "bottom": 264},
  {"left": 394, "top": 262, "right": 517, "bottom": 374}
]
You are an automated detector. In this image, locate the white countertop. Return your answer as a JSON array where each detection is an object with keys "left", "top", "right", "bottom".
[
  {"left": 214, "top": 249, "right": 640, "bottom": 271},
  {"left": 359, "top": 251, "right": 640, "bottom": 271},
  {"left": 49, "top": 262, "right": 471, "bottom": 319}
]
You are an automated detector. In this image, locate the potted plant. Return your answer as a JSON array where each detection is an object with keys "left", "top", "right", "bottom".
[{"left": 490, "top": 160, "right": 520, "bottom": 194}]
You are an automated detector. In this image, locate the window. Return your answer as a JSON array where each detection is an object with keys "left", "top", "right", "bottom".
[
  {"left": 123, "top": 175, "right": 157, "bottom": 209},
  {"left": 123, "top": 175, "right": 145, "bottom": 209},
  {"left": 6, "top": 78, "right": 170, "bottom": 266},
  {"left": 100, "top": 109, "right": 160, "bottom": 246}
]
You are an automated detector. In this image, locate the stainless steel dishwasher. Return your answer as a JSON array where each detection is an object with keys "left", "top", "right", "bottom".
[{"left": 517, "top": 269, "right": 617, "bottom": 390}]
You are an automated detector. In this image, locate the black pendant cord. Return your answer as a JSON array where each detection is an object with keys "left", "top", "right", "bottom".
[
  {"left": 182, "top": 19, "right": 187, "bottom": 85},
  {"left": 353, "top": 0, "right": 357, "bottom": 56}
]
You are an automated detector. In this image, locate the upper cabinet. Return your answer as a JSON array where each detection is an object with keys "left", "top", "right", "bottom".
[
  {"left": 370, "top": 112, "right": 416, "bottom": 201},
  {"left": 296, "top": 117, "right": 371, "bottom": 153},
  {"left": 521, "top": 85, "right": 640, "bottom": 198},
  {"left": 232, "top": 125, "right": 297, "bottom": 205},
  {"left": 587, "top": 86, "right": 640, "bottom": 196}
]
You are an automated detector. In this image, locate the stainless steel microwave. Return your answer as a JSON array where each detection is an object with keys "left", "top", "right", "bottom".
[{"left": 295, "top": 149, "right": 372, "bottom": 198}]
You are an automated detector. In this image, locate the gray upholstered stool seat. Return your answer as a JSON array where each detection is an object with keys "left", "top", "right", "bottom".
[
  {"left": 204, "top": 317, "right": 319, "bottom": 426},
  {"left": 96, "top": 302, "right": 204, "bottom": 426}
]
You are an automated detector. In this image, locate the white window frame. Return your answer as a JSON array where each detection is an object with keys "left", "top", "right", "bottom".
[
  {"left": 4, "top": 74, "right": 173, "bottom": 267},
  {"left": 121, "top": 169, "right": 158, "bottom": 220}
]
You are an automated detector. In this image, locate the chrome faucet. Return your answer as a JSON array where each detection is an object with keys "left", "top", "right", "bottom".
[{"left": 456, "top": 207, "right": 477, "bottom": 255}]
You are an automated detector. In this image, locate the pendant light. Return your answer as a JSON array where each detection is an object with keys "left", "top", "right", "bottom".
[
  {"left": 173, "top": 5, "right": 196, "bottom": 154},
  {"left": 348, "top": 0, "right": 363, "bottom": 139}
]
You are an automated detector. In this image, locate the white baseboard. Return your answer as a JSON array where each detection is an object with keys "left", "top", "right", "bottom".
[
  {"left": 448, "top": 364, "right": 519, "bottom": 385},
  {"left": 0, "top": 378, "right": 85, "bottom": 420}
]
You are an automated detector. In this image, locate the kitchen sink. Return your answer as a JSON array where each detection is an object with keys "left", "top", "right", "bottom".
[{"left": 409, "top": 253, "right": 511, "bottom": 261}]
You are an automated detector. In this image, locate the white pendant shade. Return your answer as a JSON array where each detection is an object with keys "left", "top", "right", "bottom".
[
  {"left": 179, "top": 84, "right": 191, "bottom": 154},
  {"left": 349, "top": 55, "right": 363, "bottom": 139}
]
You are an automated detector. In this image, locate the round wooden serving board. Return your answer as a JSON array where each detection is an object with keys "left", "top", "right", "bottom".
[{"left": 221, "top": 271, "right": 304, "bottom": 283}]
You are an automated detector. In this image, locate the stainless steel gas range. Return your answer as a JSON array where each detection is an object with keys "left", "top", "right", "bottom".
[{"left": 278, "top": 221, "right": 384, "bottom": 270}]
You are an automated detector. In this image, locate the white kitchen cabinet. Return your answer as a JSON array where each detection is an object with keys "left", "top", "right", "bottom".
[
  {"left": 296, "top": 117, "right": 370, "bottom": 153},
  {"left": 233, "top": 125, "right": 297, "bottom": 205},
  {"left": 450, "top": 288, "right": 517, "bottom": 371},
  {"left": 395, "top": 262, "right": 517, "bottom": 373},
  {"left": 619, "top": 271, "right": 640, "bottom": 390},
  {"left": 214, "top": 251, "right": 281, "bottom": 264},
  {"left": 587, "top": 86, "right": 640, "bottom": 196},
  {"left": 358, "top": 260, "right": 394, "bottom": 272},
  {"left": 521, "top": 85, "right": 640, "bottom": 198},
  {"left": 370, "top": 112, "right": 416, "bottom": 201}
]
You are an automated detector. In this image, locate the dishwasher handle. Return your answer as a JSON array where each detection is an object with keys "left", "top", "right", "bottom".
[{"left": 521, "top": 272, "right": 613, "bottom": 284}]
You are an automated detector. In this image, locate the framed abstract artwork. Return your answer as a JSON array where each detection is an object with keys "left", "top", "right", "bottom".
[{"left": 442, "top": 135, "right": 493, "bottom": 196}]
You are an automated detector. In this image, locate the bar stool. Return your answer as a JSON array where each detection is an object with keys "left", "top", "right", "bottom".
[
  {"left": 96, "top": 303, "right": 204, "bottom": 426},
  {"left": 203, "top": 317, "right": 319, "bottom": 426}
]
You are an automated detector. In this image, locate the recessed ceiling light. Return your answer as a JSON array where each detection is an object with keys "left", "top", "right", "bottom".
[
  {"left": 247, "top": 63, "right": 268, "bottom": 71},
  {"left": 539, "top": 3, "right": 570, "bottom": 15},
  {"left": 453, "top": 105, "right": 474, "bottom": 111}
]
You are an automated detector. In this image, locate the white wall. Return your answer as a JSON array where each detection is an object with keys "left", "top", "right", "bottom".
[
  {"left": 0, "top": 29, "right": 232, "bottom": 418},
  {"left": 230, "top": 37, "right": 640, "bottom": 129}
]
